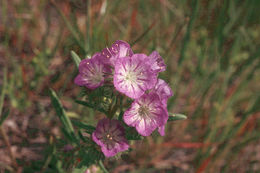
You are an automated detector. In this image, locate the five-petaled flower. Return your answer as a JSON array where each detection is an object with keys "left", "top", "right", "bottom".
[
  {"left": 123, "top": 93, "right": 168, "bottom": 136},
  {"left": 114, "top": 54, "right": 157, "bottom": 99},
  {"left": 92, "top": 118, "right": 129, "bottom": 157},
  {"left": 74, "top": 53, "right": 111, "bottom": 89}
]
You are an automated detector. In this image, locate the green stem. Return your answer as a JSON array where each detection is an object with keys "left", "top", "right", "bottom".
[{"left": 98, "top": 160, "right": 109, "bottom": 173}]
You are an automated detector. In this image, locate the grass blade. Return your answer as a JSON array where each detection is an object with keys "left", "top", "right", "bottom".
[
  {"left": 178, "top": 0, "right": 199, "bottom": 65},
  {"left": 71, "top": 51, "right": 82, "bottom": 68},
  {"left": 130, "top": 21, "right": 156, "bottom": 46}
]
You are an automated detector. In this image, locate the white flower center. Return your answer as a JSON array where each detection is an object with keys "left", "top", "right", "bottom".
[
  {"left": 92, "top": 73, "right": 103, "bottom": 83},
  {"left": 138, "top": 105, "right": 150, "bottom": 117},
  {"left": 125, "top": 71, "right": 137, "bottom": 82}
]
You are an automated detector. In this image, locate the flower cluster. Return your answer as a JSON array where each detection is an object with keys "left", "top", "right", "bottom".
[{"left": 74, "top": 40, "right": 173, "bottom": 157}]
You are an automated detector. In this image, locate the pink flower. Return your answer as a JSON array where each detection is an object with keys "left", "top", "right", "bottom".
[
  {"left": 123, "top": 93, "right": 168, "bottom": 136},
  {"left": 113, "top": 54, "right": 157, "bottom": 99},
  {"left": 74, "top": 53, "right": 111, "bottom": 89},
  {"left": 92, "top": 118, "right": 129, "bottom": 157}
]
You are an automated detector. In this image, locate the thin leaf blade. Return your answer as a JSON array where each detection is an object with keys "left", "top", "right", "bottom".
[
  {"left": 0, "top": 109, "right": 9, "bottom": 126},
  {"left": 72, "top": 120, "right": 95, "bottom": 134},
  {"left": 49, "top": 89, "right": 77, "bottom": 143},
  {"left": 71, "top": 51, "right": 81, "bottom": 68},
  {"left": 168, "top": 113, "right": 187, "bottom": 122}
]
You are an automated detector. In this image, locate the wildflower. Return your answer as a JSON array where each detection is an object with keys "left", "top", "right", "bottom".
[
  {"left": 74, "top": 53, "right": 111, "bottom": 89},
  {"left": 113, "top": 54, "right": 157, "bottom": 99},
  {"left": 123, "top": 93, "right": 168, "bottom": 136},
  {"left": 92, "top": 118, "right": 129, "bottom": 157},
  {"left": 148, "top": 51, "right": 166, "bottom": 73},
  {"left": 101, "top": 40, "right": 133, "bottom": 66},
  {"left": 151, "top": 79, "right": 173, "bottom": 105}
]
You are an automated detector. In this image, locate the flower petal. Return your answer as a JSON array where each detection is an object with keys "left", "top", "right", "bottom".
[
  {"left": 100, "top": 40, "right": 133, "bottom": 66},
  {"left": 158, "top": 125, "right": 165, "bottom": 136},
  {"left": 101, "top": 140, "right": 129, "bottom": 157},
  {"left": 148, "top": 51, "right": 166, "bottom": 73},
  {"left": 152, "top": 79, "right": 173, "bottom": 104}
]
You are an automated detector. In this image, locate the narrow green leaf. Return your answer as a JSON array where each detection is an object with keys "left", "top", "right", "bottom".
[
  {"left": 131, "top": 21, "right": 156, "bottom": 46},
  {"left": 0, "top": 67, "right": 7, "bottom": 116},
  {"left": 0, "top": 109, "right": 9, "bottom": 126},
  {"left": 60, "top": 127, "right": 74, "bottom": 142},
  {"left": 118, "top": 111, "right": 124, "bottom": 121},
  {"left": 49, "top": 89, "right": 77, "bottom": 143},
  {"left": 0, "top": 67, "right": 8, "bottom": 126},
  {"left": 98, "top": 160, "right": 109, "bottom": 173},
  {"left": 71, "top": 51, "right": 81, "bottom": 68},
  {"left": 75, "top": 100, "right": 107, "bottom": 115},
  {"left": 247, "top": 94, "right": 260, "bottom": 114},
  {"left": 228, "top": 49, "right": 260, "bottom": 85},
  {"left": 168, "top": 113, "right": 187, "bottom": 121},
  {"left": 72, "top": 120, "right": 95, "bottom": 134},
  {"left": 75, "top": 100, "right": 94, "bottom": 108},
  {"left": 178, "top": 0, "right": 199, "bottom": 65}
]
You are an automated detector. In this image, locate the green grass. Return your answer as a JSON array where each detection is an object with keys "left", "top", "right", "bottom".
[{"left": 1, "top": 0, "right": 260, "bottom": 172}]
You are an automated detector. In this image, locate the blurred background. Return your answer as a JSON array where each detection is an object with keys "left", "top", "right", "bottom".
[{"left": 0, "top": 0, "right": 260, "bottom": 172}]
